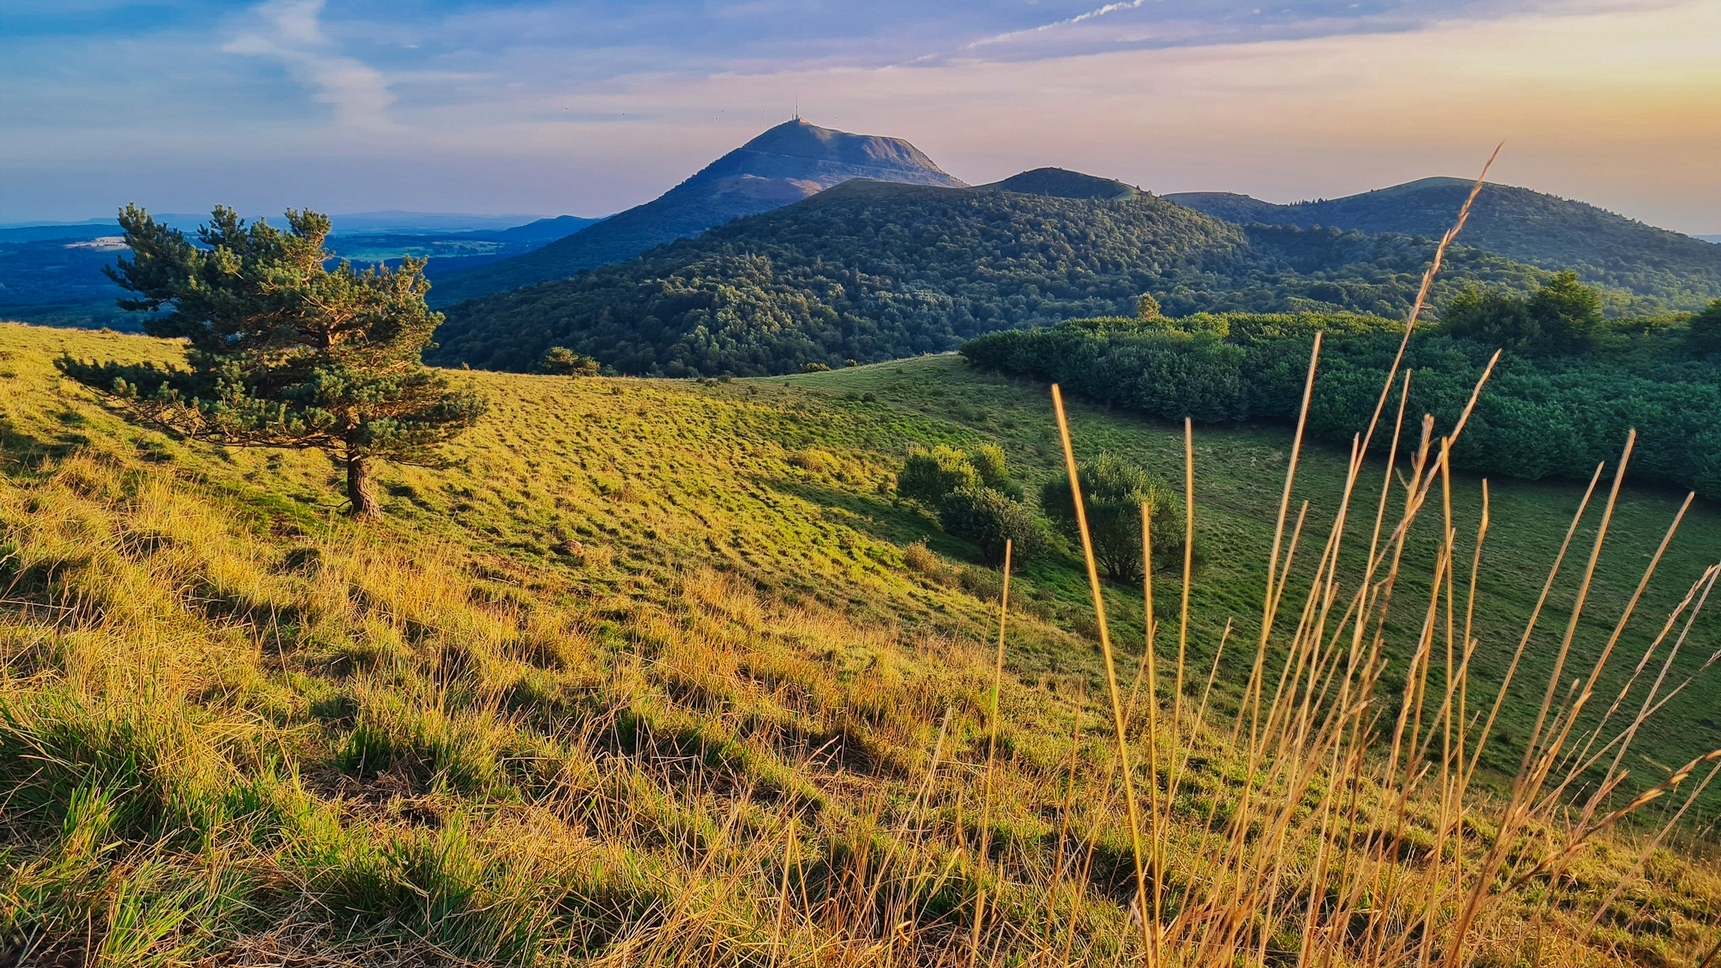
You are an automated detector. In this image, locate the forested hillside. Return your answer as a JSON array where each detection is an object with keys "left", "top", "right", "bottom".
[
  {"left": 431, "top": 176, "right": 1550, "bottom": 376},
  {"left": 1169, "top": 178, "right": 1721, "bottom": 308},
  {"left": 964, "top": 300, "right": 1721, "bottom": 501}
]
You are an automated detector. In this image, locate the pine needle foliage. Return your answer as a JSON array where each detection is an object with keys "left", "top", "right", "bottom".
[{"left": 57, "top": 206, "right": 486, "bottom": 517}]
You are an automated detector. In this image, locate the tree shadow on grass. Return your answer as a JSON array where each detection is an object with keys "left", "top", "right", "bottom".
[
  {"left": 756, "top": 473, "right": 981, "bottom": 562},
  {"left": 0, "top": 414, "right": 92, "bottom": 478}
]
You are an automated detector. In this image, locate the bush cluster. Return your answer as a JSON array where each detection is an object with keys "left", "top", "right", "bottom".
[
  {"left": 539, "top": 346, "right": 602, "bottom": 376},
  {"left": 1688, "top": 298, "right": 1721, "bottom": 358},
  {"left": 897, "top": 444, "right": 1042, "bottom": 566},
  {"left": 897, "top": 444, "right": 1182, "bottom": 577},
  {"left": 897, "top": 443, "right": 1021, "bottom": 505}
]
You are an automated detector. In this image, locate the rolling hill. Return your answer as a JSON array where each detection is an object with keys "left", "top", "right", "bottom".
[
  {"left": 4, "top": 320, "right": 1719, "bottom": 964},
  {"left": 427, "top": 119, "right": 966, "bottom": 305},
  {"left": 429, "top": 171, "right": 1549, "bottom": 376},
  {"left": 1167, "top": 178, "right": 1721, "bottom": 308}
]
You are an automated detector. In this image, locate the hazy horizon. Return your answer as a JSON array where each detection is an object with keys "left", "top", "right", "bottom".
[{"left": 4, "top": 0, "right": 1719, "bottom": 234}]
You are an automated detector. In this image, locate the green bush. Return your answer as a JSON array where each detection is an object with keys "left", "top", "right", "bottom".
[
  {"left": 962, "top": 322, "right": 1251, "bottom": 423},
  {"left": 937, "top": 487, "right": 1046, "bottom": 567},
  {"left": 1039, "top": 454, "right": 1182, "bottom": 584},
  {"left": 897, "top": 445, "right": 981, "bottom": 506},
  {"left": 540, "top": 346, "right": 601, "bottom": 376},
  {"left": 964, "top": 442, "right": 1024, "bottom": 499},
  {"left": 897, "top": 444, "right": 1023, "bottom": 506}
]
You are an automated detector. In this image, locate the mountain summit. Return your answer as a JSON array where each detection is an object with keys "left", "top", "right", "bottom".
[{"left": 431, "top": 120, "right": 963, "bottom": 303}]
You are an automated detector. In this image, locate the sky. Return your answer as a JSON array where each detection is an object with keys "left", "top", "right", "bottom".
[{"left": 2, "top": 0, "right": 1718, "bottom": 234}]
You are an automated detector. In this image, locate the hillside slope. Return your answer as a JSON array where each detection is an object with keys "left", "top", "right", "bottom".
[
  {"left": 1168, "top": 178, "right": 1721, "bottom": 308},
  {"left": 430, "top": 175, "right": 1549, "bottom": 376},
  {"left": 4, "top": 323, "right": 1720, "bottom": 964},
  {"left": 429, "top": 120, "right": 965, "bottom": 304}
]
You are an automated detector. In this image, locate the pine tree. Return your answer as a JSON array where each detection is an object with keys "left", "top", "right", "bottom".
[{"left": 59, "top": 206, "right": 487, "bottom": 517}]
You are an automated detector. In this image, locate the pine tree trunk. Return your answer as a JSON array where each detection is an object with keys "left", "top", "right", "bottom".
[{"left": 346, "top": 444, "right": 380, "bottom": 518}]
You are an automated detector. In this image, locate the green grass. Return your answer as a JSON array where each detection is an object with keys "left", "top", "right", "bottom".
[{"left": 3, "top": 321, "right": 1720, "bottom": 965}]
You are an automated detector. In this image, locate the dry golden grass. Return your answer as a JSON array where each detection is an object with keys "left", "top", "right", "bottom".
[{"left": 2, "top": 258, "right": 1721, "bottom": 967}]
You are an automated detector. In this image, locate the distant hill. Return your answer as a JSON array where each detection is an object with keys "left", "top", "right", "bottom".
[
  {"left": 1167, "top": 178, "right": 1721, "bottom": 309},
  {"left": 0, "top": 211, "right": 570, "bottom": 243},
  {"left": 430, "top": 173, "right": 1548, "bottom": 376},
  {"left": 323, "top": 211, "right": 558, "bottom": 234},
  {"left": 984, "top": 168, "right": 1140, "bottom": 200},
  {"left": 428, "top": 119, "right": 966, "bottom": 304},
  {"left": 0, "top": 215, "right": 212, "bottom": 244},
  {"left": 0, "top": 214, "right": 602, "bottom": 331},
  {"left": 482, "top": 215, "right": 604, "bottom": 244}
]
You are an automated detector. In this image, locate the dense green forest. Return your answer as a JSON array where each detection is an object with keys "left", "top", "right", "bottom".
[
  {"left": 431, "top": 177, "right": 1556, "bottom": 375},
  {"left": 1169, "top": 178, "right": 1721, "bottom": 310},
  {"left": 962, "top": 290, "right": 1721, "bottom": 499}
]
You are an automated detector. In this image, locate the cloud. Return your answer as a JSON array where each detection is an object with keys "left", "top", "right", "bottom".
[
  {"left": 2, "top": 0, "right": 1714, "bottom": 232},
  {"left": 224, "top": 0, "right": 394, "bottom": 128},
  {"left": 962, "top": 0, "right": 1149, "bottom": 52}
]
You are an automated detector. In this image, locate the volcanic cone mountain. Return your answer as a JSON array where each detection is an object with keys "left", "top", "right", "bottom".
[{"left": 430, "top": 119, "right": 964, "bottom": 304}]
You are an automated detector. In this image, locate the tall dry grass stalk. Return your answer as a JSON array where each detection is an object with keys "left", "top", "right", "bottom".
[{"left": 1025, "top": 152, "right": 1721, "bottom": 968}]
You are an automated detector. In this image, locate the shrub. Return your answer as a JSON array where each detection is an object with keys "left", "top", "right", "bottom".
[
  {"left": 787, "top": 449, "right": 838, "bottom": 476},
  {"left": 1040, "top": 454, "right": 1182, "bottom": 583},
  {"left": 898, "top": 443, "right": 1025, "bottom": 507},
  {"left": 963, "top": 323, "right": 1250, "bottom": 422},
  {"left": 937, "top": 487, "right": 1046, "bottom": 567},
  {"left": 965, "top": 442, "right": 1025, "bottom": 499},
  {"left": 897, "top": 445, "right": 981, "bottom": 506},
  {"left": 956, "top": 565, "right": 1005, "bottom": 602},
  {"left": 540, "top": 346, "right": 601, "bottom": 376},
  {"left": 901, "top": 539, "right": 943, "bottom": 576}
]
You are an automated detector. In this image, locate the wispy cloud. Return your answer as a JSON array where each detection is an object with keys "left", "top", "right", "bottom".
[
  {"left": 224, "top": 0, "right": 395, "bottom": 129},
  {"left": 962, "top": 0, "right": 1149, "bottom": 52}
]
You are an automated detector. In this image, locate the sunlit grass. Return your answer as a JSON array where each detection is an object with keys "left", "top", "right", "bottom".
[{"left": 1, "top": 320, "right": 1719, "bottom": 964}]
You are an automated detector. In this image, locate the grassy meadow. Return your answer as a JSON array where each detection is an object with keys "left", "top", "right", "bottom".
[{"left": 3, "top": 320, "right": 1720, "bottom": 965}]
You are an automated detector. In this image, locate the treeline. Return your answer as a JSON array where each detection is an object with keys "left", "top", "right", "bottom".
[
  {"left": 429, "top": 179, "right": 1553, "bottom": 377},
  {"left": 962, "top": 289, "right": 1721, "bottom": 500}
]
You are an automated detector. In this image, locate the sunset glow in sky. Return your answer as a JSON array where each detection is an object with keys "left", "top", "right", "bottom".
[{"left": 3, "top": 0, "right": 1718, "bottom": 233}]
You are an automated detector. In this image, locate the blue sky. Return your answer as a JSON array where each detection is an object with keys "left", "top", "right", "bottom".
[{"left": 3, "top": 0, "right": 1718, "bottom": 232}]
